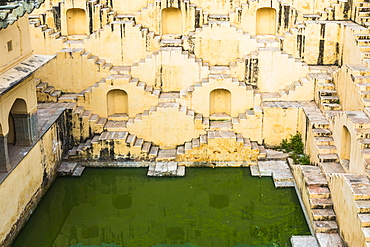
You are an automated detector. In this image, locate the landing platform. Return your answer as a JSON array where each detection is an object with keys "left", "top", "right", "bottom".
[{"left": 0, "top": 55, "right": 54, "bottom": 96}]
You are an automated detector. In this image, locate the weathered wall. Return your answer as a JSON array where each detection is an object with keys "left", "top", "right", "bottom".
[
  {"left": 0, "top": 16, "right": 32, "bottom": 73},
  {"left": 0, "top": 111, "right": 69, "bottom": 246},
  {"left": 329, "top": 174, "right": 368, "bottom": 247},
  {"left": 0, "top": 76, "right": 38, "bottom": 136}
]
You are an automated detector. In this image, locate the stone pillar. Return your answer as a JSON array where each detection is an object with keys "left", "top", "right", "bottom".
[
  {"left": 12, "top": 113, "right": 38, "bottom": 146},
  {"left": 0, "top": 135, "right": 10, "bottom": 173}
]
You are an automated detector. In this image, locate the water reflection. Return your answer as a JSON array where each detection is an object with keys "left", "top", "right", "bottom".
[{"left": 13, "top": 168, "right": 310, "bottom": 247}]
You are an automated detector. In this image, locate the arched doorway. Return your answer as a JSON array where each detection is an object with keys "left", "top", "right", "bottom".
[
  {"left": 256, "top": 8, "right": 276, "bottom": 35},
  {"left": 9, "top": 98, "right": 28, "bottom": 146},
  {"left": 66, "top": 8, "right": 87, "bottom": 35},
  {"left": 107, "top": 89, "right": 129, "bottom": 117},
  {"left": 210, "top": 89, "right": 231, "bottom": 115},
  {"left": 161, "top": 8, "right": 182, "bottom": 35}
]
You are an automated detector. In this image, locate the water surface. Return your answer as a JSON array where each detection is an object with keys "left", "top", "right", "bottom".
[{"left": 13, "top": 167, "right": 310, "bottom": 247}]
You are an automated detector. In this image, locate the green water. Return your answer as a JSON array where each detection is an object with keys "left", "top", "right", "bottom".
[{"left": 12, "top": 168, "right": 310, "bottom": 247}]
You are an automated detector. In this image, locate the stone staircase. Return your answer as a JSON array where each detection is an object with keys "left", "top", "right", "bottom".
[
  {"left": 28, "top": 0, "right": 113, "bottom": 52},
  {"left": 175, "top": 130, "right": 265, "bottom": 163},
  {"left": 347, "top": 64, "right": 370, "bottom": 107},
  {"left": 301, "top": 101, "right": 341, "bottom": 167},
  {"left": 292, "top": 165, "right": 344, "bottom": 245},
  {"left": 65, "top": 129, "right": 265, "bottom": 163},
  {"left": 67, "top": 131, "right": 160, "bottom": 161},
  {"left": 310, "top": 66, "right": 342, "bottom": 111},
  {"left": 329, "top": 174, "right": 370, "bottom": 247}
]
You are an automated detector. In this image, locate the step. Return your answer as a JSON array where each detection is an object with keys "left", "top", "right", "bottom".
[
  {"left": 359, "top": 214, "right": 370, "bottom": 227},
  {"left": 310, "top": 198, "right": 333, "bottom": 209},
  {"left": 311, "top": 209, "right": 336, "bottom": 221},
  {"left": 308, "top": 185, "right": 331, "bottom": 199},
  {"left": 313, "top": 220, "right": 338, "bottom": 233},
  {"left": 72, "top": 165, "right": 85, "bottom": 176},
  {"left": 318, "top": 153, "right": 339, "bottom": 163},
  {"left": 356, "top": 201, "right": 370, "bottom": 213},
  {"left": 156, "top": 149, "right": 177, "bottom": 161},
  {"left": 312, "top": 128, "right": 332, "bottom": 137}
]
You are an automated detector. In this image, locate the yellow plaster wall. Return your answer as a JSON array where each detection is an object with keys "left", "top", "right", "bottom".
[
  {"left": 77, "top": 75, "right": 159, "bottom": 117},
  {"left": 0, "top": 121, "right": 64, "bottom": 245},
  {"left": 193, "top": 23, "right": 258, "bottom": 66},
  {"left": 130, "top": 48, "right": 203, "bottom": 91},
  {"left": 191, "top": 77, "right": 254, "bottom": 117},
  {"left": 0, "top": 16, "right": 32, "bottom": 72},
  {"left": 0, "top": 76, "right": 37, "bottom": 136},
  {"left": 328, "top": 112, "right": 367, "bottom": 174},
  {"left": 35, "top": 49, "right": 110, "bottom": 93},
  {"left": 335, "top": 66, "right": 365, "bottom": 111},
  {"left": 127, "top": 106, "right": 206, "bottom": 148},
  {"left": 258, "top": 49, "right": 309, "bottom": 92},
  {"left": 84, "top": 21, "right": 159, "bottom": 66},
  {"left": 329, "top": 174, "right": 368, "bottom": 247},
  {"left": 262, "top": 106, "right": 301, "bottom": 146}
]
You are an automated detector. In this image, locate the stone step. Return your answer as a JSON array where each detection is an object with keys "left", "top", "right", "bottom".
[
  {"left": 44, "top": 86, "right": 55, "bottom": 94},
  {"left": 311, "top": 209, "right": 336, "bottom": 221},
  {"left": 209, "top": 120, "right": 232, "bottom": 129},
  {"left": 308, "top": 185, "right": 331, "bottom": 199},
  {"left": 141, "top": 142, "right": 152, "bottom": 153},
  {"left": 315, "top": 233, "right": 345, "bottom": 247},
  {"left": 316, "top": 145, "right": 337, "bottom": 154},
  {"left": 250, "top": 165, "right": 260, "bottom": 176},
  {"left": 318, "top": 153, "right": 339, "bottom": 163},
  {"left": 302, "top": 166, "right": 328, "bottom": 185},
  {"left": 359, "top": 214, "right": 370, "bottom": 227},
  {"left": 363, "top": 228, "right": 370, "bottom": 241},
  {"left": 72, "top": 165, "right": 85, "bottom": 177},
  {"left": 322, "top": 103, "right": 341, "bottom": 111},
  {"left": 319, "top": 162, "right": 346, "bottom": 175},
  {"left": 314, "top": 136, "right": 334, "bottom": 145},
  {"left": 313, "top": 220, "right": 338, "bottom": 233},
  {"left": 156, "top": 149, "right": 177, "bottom": 161},
  {"left": 356, "top": 201, "right": 370, "bottom": 213},
  {"left": 318, "top": 89, "right": 337, "bottom": 96},
  {"left": 57, "top": 162, "right": 78, "bottom": 176},
  {"left": 310, "top": 198, "right": 333, "bottom": 209},
  {"left": 312, "top": 128, "right": 332, "bottom": 137},
  {"left": 36, "top": 82, "right": 48, "bottom": 92},
  {"left": 58, "top": 93, "right": 78, "bottom": 102}
]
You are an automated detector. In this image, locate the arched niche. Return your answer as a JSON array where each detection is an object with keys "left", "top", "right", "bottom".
[
  {"left": 66, "top": 8, "right": 87, "bottom": 35},
  {"left": 161, "top": 8, "right": 182, "bottom": 35},
  {"left": 210, "top": 89, "right": 231, "bottom": 116},
  {"left": 256, "top": 8, "right": 276, "bottom": 35},
  {"left": 107, "top": 89, "right": 129, "bottom": 117},
  {"left": 340, "top": 126, "right": 351, "bottom": 168}
]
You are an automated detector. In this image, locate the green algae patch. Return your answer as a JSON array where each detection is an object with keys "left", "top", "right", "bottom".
[{"left": 13, "top": 168, "right": 310, "bottom": 247}]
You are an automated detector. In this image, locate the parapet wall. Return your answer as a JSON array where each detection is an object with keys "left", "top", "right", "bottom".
[{"left": 0, "top": 109, "right": 69, "bottom": 246}]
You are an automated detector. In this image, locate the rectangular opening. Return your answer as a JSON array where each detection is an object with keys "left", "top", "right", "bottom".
[{"left": 7, "top": 40, "right": 12, "bottom": 52}]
